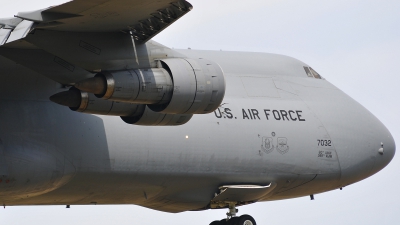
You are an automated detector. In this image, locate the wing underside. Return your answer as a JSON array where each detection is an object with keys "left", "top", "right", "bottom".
[
  {"left": 5, "top": 0, "right": 192, "bottom": 43},
  {"left": 0, "top": 0, "right": 192, "bottom": 84}
]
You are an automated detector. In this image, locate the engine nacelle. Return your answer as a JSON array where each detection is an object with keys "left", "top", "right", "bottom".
[
  {"left": 75, "top": 58, "right": 226, "bottom": 114},
  {"left": 49, "top": 88, "right": 192, "bottom": 126},
  {"left": 154, "top": 58, "right": 226, "bottom": 114},
  {"left": 121, "top": 106, "right": 192, "bottom": 126},
  {"left": 96, "top": 68, "right": 173, "bottom": 106},
  {"left": 69, "top": 89, "right": 144, "bottom": 117}
]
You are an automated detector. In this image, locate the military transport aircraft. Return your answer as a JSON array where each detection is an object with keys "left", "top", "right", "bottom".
[{"left": 0, "top": 0, "right": 396, "bottom": 225}]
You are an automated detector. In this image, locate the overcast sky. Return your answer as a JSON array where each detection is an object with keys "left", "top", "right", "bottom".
[{"left": 1, "top": 0, "right": 399, "bottom": 224}]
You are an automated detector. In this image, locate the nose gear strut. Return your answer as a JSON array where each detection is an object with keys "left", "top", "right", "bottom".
[{"left": 226, "top": 202, "right": 238, "bottom": 219}]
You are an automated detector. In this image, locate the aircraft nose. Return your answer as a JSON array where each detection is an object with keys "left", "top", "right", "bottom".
[
  {"left": 318, "top": 90, "right": 396, "bottom": 187},
  {"left": 335, "top": 112, "right": 395, "bottom": 186},
  {"left": 370, "top": 125, "right": 396, "bottom": 176}
]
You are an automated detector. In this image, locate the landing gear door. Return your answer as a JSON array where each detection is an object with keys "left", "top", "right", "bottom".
[{"left": 210, "top": 184, "right": 277, "bottom": 208}]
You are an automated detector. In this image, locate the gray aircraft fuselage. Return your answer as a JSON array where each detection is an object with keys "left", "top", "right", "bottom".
[{"left": 0, "top": 42, "right": 395, "bottom": 213}]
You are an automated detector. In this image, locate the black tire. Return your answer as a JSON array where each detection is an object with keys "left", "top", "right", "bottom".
[
  {"left": 210, "top": 220, "right": 221, "bottom": 225},
  {"left": 236, "top": 215, "right": 256, "bottom": 225},
  {"left": 228, "top": 217, "right": 240, "bottom": 225},
  {"left": 219, "top": 218, "right": 228, "bottom": 225}
]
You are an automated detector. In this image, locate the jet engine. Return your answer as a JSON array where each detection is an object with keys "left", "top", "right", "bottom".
[
  {"left": 74, "top": 58, "right": 226, "bottom": 114},
  {"left": 50, "top": 88, "right": 143, "bottom": 116},
  {"left": 121, "top": 106, "right": 193, "bottom": 126},
  {"left": 49, "top": 88, "right": 192, "bottom": 126}
]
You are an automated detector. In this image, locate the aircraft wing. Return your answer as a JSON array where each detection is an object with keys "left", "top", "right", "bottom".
[
  {"left": 4, "top": 0, "right": 192, "bottom": 43},
  {"left": 0, "top": 0, "right": 192, "bottom": 84}
]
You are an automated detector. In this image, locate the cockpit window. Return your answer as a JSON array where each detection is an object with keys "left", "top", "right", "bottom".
[
  {"left": 304, "top": 67, "right": 313, "bottom": 77},
  {"left": 309, "top": 67, "right": 321, "bottom": 79},
  {"left": 303, "top": 66, "right": 322, "bottom": 79}
]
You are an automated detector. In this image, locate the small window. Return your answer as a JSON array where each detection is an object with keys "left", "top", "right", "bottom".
[
  {"left": 303, "top": 66, "right": 313, "bottom": 77},
  {"left": 303, "top": 66, "right": 321, "bottom": 79},
  {"left": 309, "top": 67, "right": 321, "bottom": 79}
]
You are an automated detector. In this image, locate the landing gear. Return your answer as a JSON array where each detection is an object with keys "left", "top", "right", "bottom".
[
  {"left": 227, "top": 202, "right": 238, "bottom": 218},
  {"left": 209, "top": 220, "right": 222, "bottom": 225},
  {"left": 209, "top": 215, "right": 256, "bottom": 225},
  {"left": 209, "top": 203, "right": 257, "bottom": 225},
  {"left": 236, "top": 215, "right": 256, "bottom": 225}
]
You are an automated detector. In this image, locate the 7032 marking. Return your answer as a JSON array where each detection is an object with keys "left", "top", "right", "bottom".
[{"left": 318, "top": 139, "right": 332, "bottom": 146}]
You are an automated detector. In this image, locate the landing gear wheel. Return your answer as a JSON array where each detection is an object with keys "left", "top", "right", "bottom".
[
  {"left": 219, "top": 218, "right": 228, "bottom": 225},
  {"left": 209, "top": 220, "right": 221, "bottom": 225},
  {"left": 208, "top": 219, "right": 228, "bottom": 225},
  {"left": 236, "top": 215, "right": 256, "bottom": 225},
  {"left": 228, "top": 217, "right": 239, "bottom": 225}
]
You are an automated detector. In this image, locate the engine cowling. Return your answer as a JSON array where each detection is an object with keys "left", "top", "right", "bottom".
[
  {"left": 49, "top": 88, "right": 192, "bottom": 126},
  {"left": 57, "top": 88, "right": 144, "bottom": 116},
  {"left": 154, "top": 58, "right": 226, "bottom": 114},
  {"left": 74, "top": 58, "right": 226, "bottom": 114},
  {"left": 95, "top": 68, "right": 173, "bottom": 106},
  {"left": 121, "top": 106, "right": 192, "bottom": 126}
]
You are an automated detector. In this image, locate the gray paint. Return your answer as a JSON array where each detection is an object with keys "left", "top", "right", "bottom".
[
  {"left": 0, "top": 1, "right": 396, "bottom": 223},
  {"left": 0, "top": 45, "right": 395, "bottom": 213}
]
